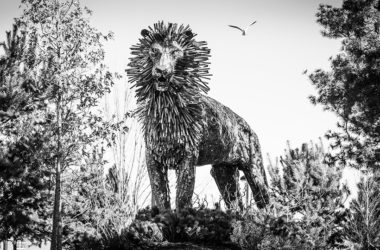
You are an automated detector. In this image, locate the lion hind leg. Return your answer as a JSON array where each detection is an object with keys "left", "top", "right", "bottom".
[
  {"left": 211, "top": 164, "right": 243, "bottom": 210},
  {"left": 241, "top": 167, "right": 269, "bottom": 208},
  {"left": 242, "top": 132, "right": 270, "bottom": 208}
]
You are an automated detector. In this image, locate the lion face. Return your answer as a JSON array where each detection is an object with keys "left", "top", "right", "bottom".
[
  {"left": 149, "top": 41, "right": 184, "bottom": 91},
  {"left": 127, "top": 21, "right": 211, "bottom": 100}
]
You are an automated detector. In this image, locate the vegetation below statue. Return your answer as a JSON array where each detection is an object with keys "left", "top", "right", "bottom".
[
  {"left": 61, "top": 141, "right": 379, "bottom": 250},
  {"left": 65, "top": 207, "right": 242, "bottom": 250}
]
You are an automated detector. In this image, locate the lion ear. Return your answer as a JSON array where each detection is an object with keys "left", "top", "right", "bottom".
[
  {"left": 192, "top": 41, "right": 201, "bottom": 48},
  {"left": 141, "top": 29, "right": 151, "bottom": 37},
  {"left": 184, "top": 30, "right": 194, "bottom": 39}
]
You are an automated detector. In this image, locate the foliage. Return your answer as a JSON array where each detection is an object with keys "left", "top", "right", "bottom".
[
  {"left": 231, "top": 141, "right": 349, "bottom": 249},
  {"left": 231, "top": 208, "right": 310, "bottom": 250},
  {"left": 17, "top": 0, "right": 117, "bottom": 164},
  {"left": 129, "top": 206, "right": 240, "bottom": 246},
  {"left": 308, "top": 2, "right": 380, "bottom": 248},
  {"left": 0, "top": 0, "right": 119, "bottom": 248},
  {"left": 0, "top": 22, "right": 53, "bottom": 244},
  {"left": 0, "top": 136, "right": 52, "bottom": 244},
  {"left": 64, "top": 229, "right": 138, "bottom": 250},
  {"left": 61, "top": 80, "right": 149, "bottom": 249},
  {"left": 103, "top": 80, "right": 150, "bottom": 226},
  {"left": 310, "top": 0, "right": 380, "bottom": 170},
  {"left": 343, "top": 172, "right": 380, "bottom": 249},
  {"left": 63, "top": 206, "right": 240, "bottom": 249},
  {"left": 62, "top": 156, "right": 143, "bottom": 250}
]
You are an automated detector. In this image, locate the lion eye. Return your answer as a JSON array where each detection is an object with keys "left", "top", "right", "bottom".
[
  {"left": 149, "top": 48, "right": 160, "bottom": 58},
  {"left": 171, "top": 49, "right": 182, "bottom": 57}
]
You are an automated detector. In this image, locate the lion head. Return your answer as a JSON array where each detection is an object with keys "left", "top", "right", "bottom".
[
  {"left": 127, "top": 22, "right": 211, "bottom": 166},
  {"left": 127, "top": 21, "right": 211, "bottom": 94}
]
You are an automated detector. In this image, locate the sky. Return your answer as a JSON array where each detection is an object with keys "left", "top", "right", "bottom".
[{"left": 0, "top": 0, "right": 359, "bottom": 204}]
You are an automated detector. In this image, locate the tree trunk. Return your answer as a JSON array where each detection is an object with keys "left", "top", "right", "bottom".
[
  {"left": 245, "top": 182, "right": 249, "bottom": 206},
  {"left": 3, "top": 241, "right": 8, "bottom": 250},
  {"left": 12, "top": 241, "right": 16, "bottom": 250},
  {"left": 151, "top": 188, "right": 156, "bottom": 207},
  {"left": 50, "top": 161, "right": 62, "bottom": 250},
  {"left": 51, "top": 90, "right": 62, "bottom": 250}
]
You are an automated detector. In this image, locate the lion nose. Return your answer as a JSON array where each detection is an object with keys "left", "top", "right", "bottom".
[{"left": 155, "top": 68, "right": 169, "bottom": 77}]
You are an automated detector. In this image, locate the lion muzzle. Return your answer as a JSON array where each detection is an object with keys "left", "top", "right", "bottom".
[{"left": 151, "top": 46, "right": 178, "bottom": 91}]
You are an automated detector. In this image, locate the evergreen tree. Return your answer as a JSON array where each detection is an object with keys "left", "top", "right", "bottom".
[
  {"left": 0, "top": 22, "right": 53, "bottom": 245},
  {"left": 232, "top": 141, "right": 349, "bottom": 249},
  {"left": 267, "top": 141, "right": 349, "bottom": 249},
  {"left": 310, "top": 0, "right": 380, "bottom": 170},
  {"left": 344, "top": 172, "right": 380, "bottom": 249},
  {"left": 309, "top": 2, "right": 380, "bottom": 248}
]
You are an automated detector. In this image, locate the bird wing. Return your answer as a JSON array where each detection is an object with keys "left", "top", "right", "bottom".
[
  {"left": 249, "top": 20, "right": 257, "bottom": 26},
  {"left": 228, "top": 25, "right": 244, "bottom": 32},
  {"left": 244, "top": 21, "right": 257, "bottom": 31}
]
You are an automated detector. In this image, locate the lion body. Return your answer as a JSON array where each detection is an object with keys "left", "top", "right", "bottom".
[
  {"left": 197, "top": 95, "right": 258, "bottom": 166},
  {"left": 127, "top": 22, "right": 269, "bottom": 210}
]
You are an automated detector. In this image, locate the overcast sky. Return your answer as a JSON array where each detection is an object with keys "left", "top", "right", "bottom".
[{"left": 1, "top": 0, "right": 358, "bottom": 204}]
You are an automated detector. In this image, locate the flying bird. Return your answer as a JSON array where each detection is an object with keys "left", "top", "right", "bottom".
[{"left": 228, "top": 20, "right": 257, "bottom": 36}]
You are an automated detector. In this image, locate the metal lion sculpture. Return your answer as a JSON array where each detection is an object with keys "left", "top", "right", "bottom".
[{"left": 127, "top": 21, "right": 269, "bottom": 210}]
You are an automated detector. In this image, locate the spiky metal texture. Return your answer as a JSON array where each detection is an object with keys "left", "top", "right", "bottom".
[{"left": 127, "top": 21, "right": 211, "bottom": 168}]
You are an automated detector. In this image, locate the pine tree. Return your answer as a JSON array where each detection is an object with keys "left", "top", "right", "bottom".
[
  {"left": 309, "top": 2, "right": 380, "bottom": 248},
  {"left": 344, "top": 171, "right": 380, "bottom": 249},
  {"left": 310, "top": 0, "right": 380, "bottom": 171},
  {"left": 232, "top": 141, "right": 349, "bottom": 249},
  {"left": 266, "top": 141, "right": 349, "bottom": 249}
]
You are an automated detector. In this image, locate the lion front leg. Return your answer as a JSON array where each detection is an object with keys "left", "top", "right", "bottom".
[
  {"left": 175, "top": 157, "right": 196, "bottom": 210},
  {"left": 146, "top": 153, "right": 171, "bottom": 210}
]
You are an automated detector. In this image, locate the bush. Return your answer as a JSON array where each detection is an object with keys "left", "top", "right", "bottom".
[
  {"left": 231, "top": 209, "right": 328, "bottom": 250},
  {"left": 231, "top": 142, "right": 349, "bottom": 250},
  {"left": 65, "top": 206, "right": 241, "bottom": 249},
  {"left": 65, "top": 229, "right": 141, "bottom": 250},
  {"left": 129, "top": 206, "right": 241, "bottom": 246}
]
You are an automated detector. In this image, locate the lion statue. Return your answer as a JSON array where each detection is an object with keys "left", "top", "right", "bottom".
[{"left": 127, "top": 21, "right": 269, "bottom": 210}]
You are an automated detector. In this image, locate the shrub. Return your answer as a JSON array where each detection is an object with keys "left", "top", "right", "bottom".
[
  {"left": 343, "top": 173, "right": 380, "bottom": 249},
  {"left": 231, "top": 141, "right": 349, "bottom": 249},
  {"left": 129, "top": 206, "right": 240, "bottom": 246}
]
